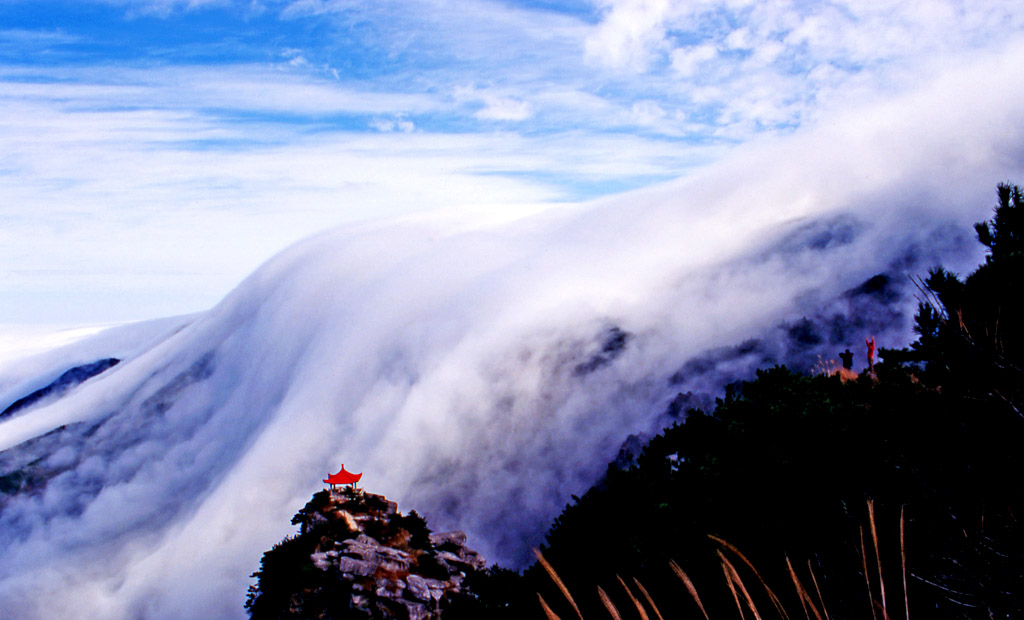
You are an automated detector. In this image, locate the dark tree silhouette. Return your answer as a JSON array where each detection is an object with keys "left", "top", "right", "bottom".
[{"left": 905, "top": 182, "right": 1024, "bottom": 415}]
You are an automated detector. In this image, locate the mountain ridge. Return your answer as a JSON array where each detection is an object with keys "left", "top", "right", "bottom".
[
  {"left": 0, "top": 111, "right": 1018, "bottom": 617},
  {"left": 0, "top": 358, "right": 120, "bottom": 420}
]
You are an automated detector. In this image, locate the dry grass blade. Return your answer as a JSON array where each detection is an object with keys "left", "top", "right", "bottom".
[
  {"left": 786, "top": 557, "right": 811, "bottom": 618},
  {"left": 860, "top": 527, "right": 878, "bottom": 620},
  {"left": 710, "top": 534, "right": 790, "bottom": 620},
  {"left": 789, "top": 561, "right": 811, "bottom": 620},
  {"left": 616, "top": 575, "right": 649, "bottom": 620},
  {"left": 535, "top": 548, "right": 585, "bottom": 620},
  {"left": 538, "top": 594, "right": 563, "bottom": 620},
  {"left": 597, "top": 586, "right": 623, "bottom": 620},
  {"left": 873, "top": 599, "right": 894, "bottom": 620},
  {"left": 908, "top": 274, "right": 948, "bottom": 321},
  {"left": 785, "top": 556, "right": 824, "bottom": 620},
  {"left": 670, "top": 560, "right": 710, "bottom": 620},
  {"left": 901, "top": 506, "right": 909, "bottom": 620},
  {"left": 806, "top": 560, "right": 831, "bottom": 620},
  {"left": 632, "top": 578, "right": 665, "bottom": 620},
  {"left": 722, "top": 559, "right": 748, "bottom": 620},
  {"left": 719, "top": 551, "right": 763, "bottom": 620},
  {"left": 868, "top": 500, "right": 888, "bottom": 616}
]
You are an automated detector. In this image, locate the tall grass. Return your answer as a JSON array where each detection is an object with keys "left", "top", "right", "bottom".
[
  {"left": 813, "top": 355, "right": 859, "bottom": 382},
  {"left": 534, "top": 501, "right": 907, "bottom": 620}
]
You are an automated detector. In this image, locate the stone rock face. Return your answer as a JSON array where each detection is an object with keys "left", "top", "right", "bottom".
[{"left": 246, "top": 487, "right": 487, "bottom": 619}]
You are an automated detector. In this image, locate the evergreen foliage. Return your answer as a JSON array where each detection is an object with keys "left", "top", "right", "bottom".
[
  {"left": 488, "top": 183, "right": 1024, "bottom": 619},
  {"left": 897, "top": 183, "right": 1024, "bottom": 414},
  {"left": 246, "top": 491, "right": 362, "bottom": 618},
  {"left": 443, "top": 567, "right": 531, "bottom": 620}
]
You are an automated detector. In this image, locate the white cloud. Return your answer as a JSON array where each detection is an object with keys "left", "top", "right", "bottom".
[
  {"left": 629, "top": 99, "right": 666, "bottom": 125},
  {"left": 0, "top": 64, "right": 719, "bottom": 323},
  {"left": 0, "top": 29, "right": 80, "bottom": 46},
  {"left": 2, "top": 2, "right": 1024, "bottom": 616},
  {"left": 670, "top": 42, "right": 716, "bottom": 77},
  {"left": 0, "top": 65, "right": 439, "bottom": 117},
  {"left": 585, "top": 0, "right": 674, "bottom": 71},
  {"left": 582, "top": 0, "right": 1024, "bottom": 125},
  {"left": 2, "top": 42, "right": 1024, "bottom": 619},
  {"left": 453, "top": 85, "right": 534, "bottom": 122},
  {"left": 475, "top": 97, "right": 533, "bottom": 121},
  {"left": 369, "top": 116, "right": 415, "bottom": 132},
  {"left": 2, "top": 0, "right": 1024, "bottom": 326},
  {"left": 723, "top": 25, "right": 752, "bottom": 50},
  {"left": 98, "top": 0, "right": 232, "bottom": 17},
  {"left": 280, "top": 48, "right": 309, "bottom": 68}
]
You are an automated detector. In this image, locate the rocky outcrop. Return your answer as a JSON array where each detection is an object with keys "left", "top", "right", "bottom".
[{"left": 246, "top": 487, "right": 487, "bottom": 620}]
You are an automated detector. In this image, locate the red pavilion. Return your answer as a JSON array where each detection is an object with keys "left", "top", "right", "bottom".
[{"left": 324, "top": 465, "right": 362, "bottom": 490}]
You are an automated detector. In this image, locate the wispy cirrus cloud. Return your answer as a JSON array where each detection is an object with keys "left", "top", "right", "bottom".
[
  {"left": 0, "top": 0, "right": 1022, "bottom": 325},
  {"left": 91, "top": 0, "right": 236, "bottom": 17},
  {"left": 0, "top": 59, "right": 712, "bottom": 322}
]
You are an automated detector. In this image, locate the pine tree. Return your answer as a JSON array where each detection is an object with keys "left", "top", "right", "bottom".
[{"left": 907, "top": 183, "right": 1024, "bottom": 414}]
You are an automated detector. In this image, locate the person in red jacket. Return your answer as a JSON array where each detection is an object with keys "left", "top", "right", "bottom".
[{"left": 866, "top": 336, "right": 876, "bottom": 372}]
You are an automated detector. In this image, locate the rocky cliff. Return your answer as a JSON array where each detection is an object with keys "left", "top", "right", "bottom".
[{"left": 246, "top": 487, "right": 487, "bottom": 620}]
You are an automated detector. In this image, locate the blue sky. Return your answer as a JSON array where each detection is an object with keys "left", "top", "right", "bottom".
[{"left": 1, "top": 0, "right": 1022, "bottom": 325}]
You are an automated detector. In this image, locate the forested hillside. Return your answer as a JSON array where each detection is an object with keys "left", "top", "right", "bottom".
[{"left": 468, "top": 184, "right": 1024, "bottom": 620}]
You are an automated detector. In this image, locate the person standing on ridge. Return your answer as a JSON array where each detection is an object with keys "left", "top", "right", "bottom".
[
  {"left": 866, "top": 336, "right": 876, "bottom": 373},
  {"left": 839, "top": 348, "right": 854, "bottom": 370}
]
